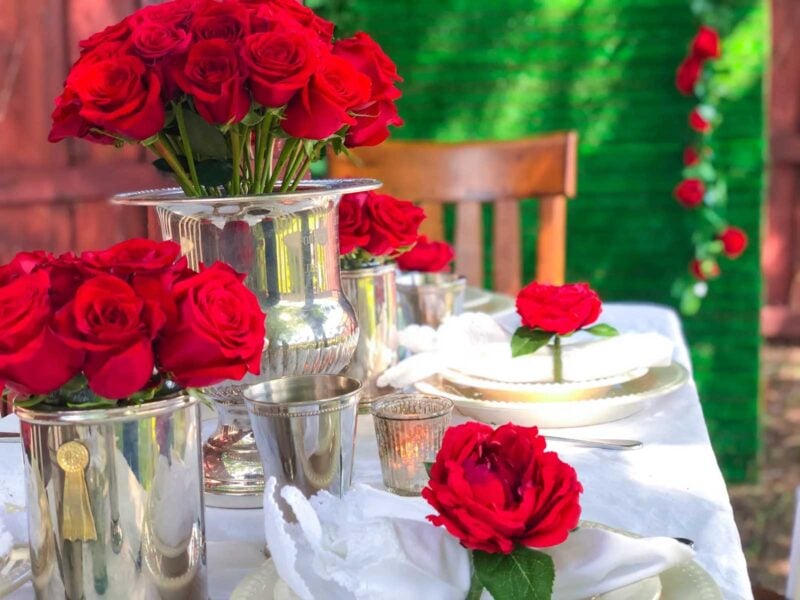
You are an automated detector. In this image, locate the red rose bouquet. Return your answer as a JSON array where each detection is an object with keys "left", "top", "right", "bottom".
[
  {"left": 512, "top": 281, "right": 618, "bottom": 382},
  {"left": 0, "top": 239, "right": 265, "bottom": 410},
  {"left": 48, "top": 0, "right": 403, "bottom": 197},
  {"left": 338, "top": 190, "right": 425, "bottom": 270},
  {"left": 424, "top": 422, "right": 583, "bottom": 599}
]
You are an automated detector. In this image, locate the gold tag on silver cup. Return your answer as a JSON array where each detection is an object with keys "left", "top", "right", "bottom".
[{"left": 56, "top": 441, "right": 97, "bottom": 542}]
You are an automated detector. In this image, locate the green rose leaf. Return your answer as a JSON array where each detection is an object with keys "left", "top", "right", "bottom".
[
  {"left": 195, "top": 159, "right": 234, "bottom": 187},
  {"left": 473, "top": 547, "right": 555, "bottom": 600},
  {"left": 511, "top": 328, "right": 553, "bottom": 358},
  {"left": 181, "top": 109, "right": 230, "bottom": 159},
  {"left": 583, "top": 323, "right": 619, "bottom": 337},
  {"left": 424, "top": 461, "right": 434, "bottom": 477}
]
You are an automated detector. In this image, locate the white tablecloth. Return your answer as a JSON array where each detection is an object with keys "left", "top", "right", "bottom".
[{"left": 2, "top": 303, "right": 752, "bottom": 599}]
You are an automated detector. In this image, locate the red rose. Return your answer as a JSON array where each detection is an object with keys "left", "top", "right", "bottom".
[
  {"left": 55, "top": 276, "right": 164, "bottom": 399},
  {"left": 691, "top": 26, "right": 721, "bottom": 60},
  {"left": 157, "top": 263, "right": 265, "bottom": 387},
  {"left": 242, "top": 28, "right": 321, "bottom": 108},
  {"left": 130, "top": 22, "right": 192, "bottom": 60},
  {"left": 81, "top": 239, "right": 181, "bottom": 276},
  {"left": 689, "top": 108, "right": 711, "bottom": 132},
  {"left": 190, "top": 0, "right": 251, "bottom": 43},
  {"left": 282, "top": 54, "right": 371, "bottom": 140},
  {"left": 423, "top": 422, "right": 582, "bottom": 554},
  {"left": 333, "top": 32, "right": 402, "bottom": 102},
  {"left": 0, "top": 271, "right": 83, "bottom": 395},
  {"left": 516, "top": 281, "right": 601, "bottom": 336},
  {"left": 683, "top": 146, "right": 700, "bottom": 166},
  {"left": 338, "top": 192, "right": 372, "bottom": 255},
  {"left": 690, "top": 258, "right": 720, "bottom": 281},
  {"left": 717, "top": 226, "right": 748, "bottom": 259},
  {"left": 674, "top": 179, "right": 705, "bottom": 208},
  {"left": 363, "top": 192, "right": 426, "bottom": 256},
  {"left": 79, "top": 17, "right": 132, "bottom": 53},
  {"left": 66, "top": 55, "right": 165, "bottom": 140},
  {"left": 397, "top": 236, "right": 454, "bottom": 272},
  {"left": 173, "top": 39, "right": 250, "bottom": 125},
  {"left": 130, "top": 0, "right": 194, "bottom": 29},
  {"left": 676, "top": 56, "right": 702, "bottom": 95},
  {"left": 45, "top": 253, "right": 96, "bottom": 311},
  {"left": 345, "top": 98, "right": 404, "bottom": 147},
  {"left": 247, "top": 0, "right": 334, "bottom": 41}
]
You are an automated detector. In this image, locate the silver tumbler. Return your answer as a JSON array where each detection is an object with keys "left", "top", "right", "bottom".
[
  {"left": 396, "top": 272, "right": 467, "bottom": 329},
  {"left": 16, "top": 395, "right": 206, "bottom": 600},
  {"left": 243, "top": 376, "right": 361, "bottom": 512}
]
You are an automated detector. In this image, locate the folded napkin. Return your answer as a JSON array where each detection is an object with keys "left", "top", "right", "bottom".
[
  {"left": 262, "top": 478, "right": 693, "bottom": 600},
  {"left": 378, "top": 313, "right": 674, "bottom": 388}
]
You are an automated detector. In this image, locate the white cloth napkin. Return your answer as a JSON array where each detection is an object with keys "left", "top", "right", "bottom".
[
  {"left": 378, "top": 313, "right": 674, "bottom": 388},
  {"left": 262, "top": 478, "right": 693, "bottom": 600}
]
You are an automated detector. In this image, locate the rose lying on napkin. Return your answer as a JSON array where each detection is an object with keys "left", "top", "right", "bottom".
[
  {"left": 377, "top": 312, "right": 674, "bottom": 389},
  {"left": 263, "top": 423, "right": 693, "bottom": 599}
]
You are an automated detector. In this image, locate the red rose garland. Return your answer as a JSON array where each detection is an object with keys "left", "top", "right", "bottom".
[{"left": 672, "top": 22, "right": 748, "bottom": 315}]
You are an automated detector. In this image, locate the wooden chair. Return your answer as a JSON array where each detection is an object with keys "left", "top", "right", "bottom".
[{"left": 329, "top": 131, "right": 578, "bottom": 294}]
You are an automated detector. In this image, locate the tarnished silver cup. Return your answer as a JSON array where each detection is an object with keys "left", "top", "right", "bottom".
[
  {"left": 243, "top": 376, "right": 361, "bottom": 510},
  {"left": 396, "top": 272, "right": 467, "bottom": 328}
]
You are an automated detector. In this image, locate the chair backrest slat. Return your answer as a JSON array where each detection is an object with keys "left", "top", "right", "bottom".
[{"left": 454, "top": 203, "right": 484, "bottom": 286}]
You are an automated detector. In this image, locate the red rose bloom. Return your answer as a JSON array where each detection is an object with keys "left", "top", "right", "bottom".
[
  {"left": 247, "top": 0, "right": 334, "bottom": 41},
  {"left": 674, "top": 179, "right": 705, "bottom": 208},
  {"left": 516, "top": 281, "right": 602, "bottom": 336},
  {"left": 345, "top": 99, "right": 404, "bottom": 148},
  {"left": 0, "top": 271, "right": 83, "bottom": 395},
  {"left": 79, "top": 17, "right": 132, "bottom": 53},
  {"left": 157, "top": 263, "right": 265, "bottom": 387},
  {"left": 338, "top": 192, "right": 372, "bottom": 255},
  {"left": 190, "top": 0, "right": 251, "bottom": 42},
  {"left": 363, "top": 192, "right": 426, "bottom": 256},
  {"left": 397, "top": 236, "right": 454, "bottom": 272},
  {"left": 683, "top": 147, "right": 700, "bottom": 166},
  {"left": 54, "top": 275, "right": 166, "bottom": 399},
  {"left": 423, "top": 422, "right": 582, "bottom": 554},
  {"left": 81, "top": 239, "right": 181, "bottom": 276},
  {"left": 717, "top": 226, "right": 748, "bottom": 259},
  {"left": 691, "top": 26, "right": 721, "bottom": 60},
  {"left": 173, "top": 39, "right": 250, "bottom": 125},
  {"left": 130, "top": 0, "right": 194, "bottom": 29},
  {"left": 282, "top": 54, "right": 371, "bottom": 140},
  {"left": 242, "top": 28, "right": 321, "bottom": 108},
  {"left": 130, "top": 22, "right": 192, "bottom": 60},
  {"left": 689, "top": 108, "right": 711, "bottom": 132},
  {"left": 66, "top": 55, "right": 165, "bottom": 140},
  {"left": 333, "top": 32, "right": 402, "bottom": 102},
  {"left": 690, "top": 258, "right": 720, "bottom": 281},
  {"left": 676, "top": 56, "right": 703, "bottom": 95}
]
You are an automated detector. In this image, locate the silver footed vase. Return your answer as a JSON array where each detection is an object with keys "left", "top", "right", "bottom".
[
  {"left": 341, "top": 263, "right": 399, "bottom": 403},
  {"left": 113, "top": 179, "right": 379, "bottom": 507}
]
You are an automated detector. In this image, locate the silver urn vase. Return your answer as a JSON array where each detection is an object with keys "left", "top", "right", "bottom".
[
  {"left": 16, "top": 395, "right": 206, "bottom": 600},
  {"left": 113, "top": 179, "right": 380, "bottom": 507},
  {"left": 341, "top": 263, "right": 399, "bottom": 404}
]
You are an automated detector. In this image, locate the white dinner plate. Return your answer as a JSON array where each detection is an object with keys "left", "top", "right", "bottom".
[
  {"left": 229, "top": 522, "right": 721, "bottom": 600},
  {"left": 415, "top": 363, "right": 688, "bottom": 428}
]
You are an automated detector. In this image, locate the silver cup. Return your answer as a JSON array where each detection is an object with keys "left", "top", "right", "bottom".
[
  {"left": 243, "top": 376, "right": 361, "bottom": 511},
  {"left": 396, "top": 272, "right": 467, "bottom": 328}
]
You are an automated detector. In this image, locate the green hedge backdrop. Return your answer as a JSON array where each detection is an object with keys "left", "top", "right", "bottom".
[{"left": 318, "top": 0, "right": 766, "bottom": 481}]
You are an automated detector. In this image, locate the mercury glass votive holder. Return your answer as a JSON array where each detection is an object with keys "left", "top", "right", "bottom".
[{"left": 370, "top": 393, "right": 454, "bottom": 496}]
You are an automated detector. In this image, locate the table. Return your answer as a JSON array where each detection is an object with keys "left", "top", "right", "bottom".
[{"left": 2, "top": 303, "right": 753, "bottom": 599}]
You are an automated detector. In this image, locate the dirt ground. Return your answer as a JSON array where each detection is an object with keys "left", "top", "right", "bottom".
[{"left": 729, "top": 344, "right": 800, "bottom": 595}]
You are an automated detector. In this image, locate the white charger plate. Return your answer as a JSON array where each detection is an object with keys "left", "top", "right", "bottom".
[
  {"left": 229, "top": 522, "right": 720, "bottom": 600},
  {"left": 415, "top": 363, "right": 689, "bottom": 428}
]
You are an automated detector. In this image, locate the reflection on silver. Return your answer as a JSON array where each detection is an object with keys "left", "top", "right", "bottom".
[
  {"left": 16, "top": 395, "right": 206, "bottom": 599},
  {"left": 341, "top": 263, "right": 398, "bottom": 403},
  {"left": 243, "top": 376, "right": 361, "bottom": 516},
  {"left": 396, "top": 272, "right": 467, "bottom": 329},
  {"left": 113, "top": 182, "right": 379, "bottom": 505}
]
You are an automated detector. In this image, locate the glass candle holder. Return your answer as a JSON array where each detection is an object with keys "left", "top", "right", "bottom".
[{"left": 370, "top": 393, "right": 454, "bottom": 496}]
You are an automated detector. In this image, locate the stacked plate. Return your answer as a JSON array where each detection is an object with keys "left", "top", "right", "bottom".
[{"left": 415, "top": 362, "right": 689, "bottom": 428}]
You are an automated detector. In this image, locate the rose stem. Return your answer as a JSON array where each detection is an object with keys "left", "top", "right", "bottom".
[
  {"left": 280, "top": 142, "right": 307, "bottom": 192},
  {"left": 174, "top": 102, "right": 202, "bottom": 195},
  {"left": 146, "top": 136, "right": 198, "bottom": 197},
  {"left": 267, "top": 138, "right": 299, "bottom": 192},
  {"left": 466, "top": 554, "right": 483, "bottom": 600},
  {"left": 553, "top": 334, "right": 563, "bottom": 383}
]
